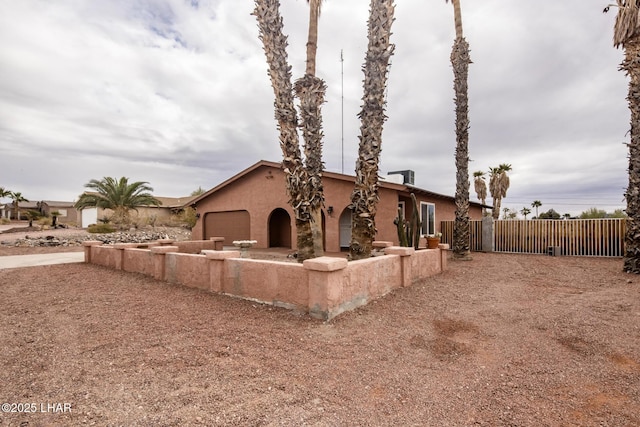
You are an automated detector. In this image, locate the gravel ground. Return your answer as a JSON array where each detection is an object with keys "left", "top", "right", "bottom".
[{"left": 0, "top": 251, "right": 639, "bottom": 426}]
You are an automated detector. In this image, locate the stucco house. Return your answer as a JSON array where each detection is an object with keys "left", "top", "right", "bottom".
[
  {"left": 77, "top": 194, "right": 197, "bottom": 228},
  {"left": 1, "top": 201, "right": 40, "bottom": 220},
  {"left": 39, "top": 201, "right": 79, "bottom": 225},
  {"left": 188, "top": 160, "right": 487, "bottom": 252}
]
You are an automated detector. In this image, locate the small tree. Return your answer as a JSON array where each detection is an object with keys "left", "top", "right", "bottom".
[
  {"left": 520, "top": 207, "right": 531, "bottom": 219},
  {"left": 75, "top": 177, "right": 161, "bottom": 226},
  {"left": 24, "top": 209, "right": 40, "bottom": 227},
  {"left": 0, "top": 187, "right": 11, "bottom": 200},
  {"left": 580, "top": 207, "right": 608, "bottom": 219},
  {"left": 190, "top": 187, "right": 206, "bottom": 197},
  {"left": 488, "top": 164, "right": 512, "bottom": 220},
  {"left": 531, "top": 200, "right": 542, "bottom": 218},
  {"left": 473, "top": 171, "right": 488, "bottom": 215},
  {"left": 10, "top": 191, "right": 28, "bottom": 221},
  {"left": 51, "top": 210, "right": 61, "bottom": 228},
  {"left": 539, "top": 209, "right": 561, "bottom": 219}
]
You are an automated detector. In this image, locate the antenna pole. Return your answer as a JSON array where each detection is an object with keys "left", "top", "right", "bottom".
[{"left": 341, "top": 49, "right": 344, "bottom": 174}]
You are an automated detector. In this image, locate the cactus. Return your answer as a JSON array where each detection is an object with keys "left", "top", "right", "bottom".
[{"left": 394, "top": 193, "right": 422, "bottom": 248}]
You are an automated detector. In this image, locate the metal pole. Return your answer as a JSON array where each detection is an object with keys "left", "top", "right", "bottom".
[{"left": 341, "top": 49, "right": 344, "bottom": 174}]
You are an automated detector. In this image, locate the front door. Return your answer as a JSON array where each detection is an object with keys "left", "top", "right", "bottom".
[{"left": 339, "top": 208, "right": 352, "bottom": 248}]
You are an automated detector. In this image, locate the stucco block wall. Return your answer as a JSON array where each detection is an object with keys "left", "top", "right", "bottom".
[
  {"left": 411, "top": 248, "right": 442, "bottom": 282},
  {"left": 123, "top": 248, "right": 155, "bottom": 276},
  {"left": 165, "top": 253, "right": 210, "bottom": 290},
  {"left": 90, "top": 245, "right": 121, "bottom": 269},
  {"left": 346, "top": 256, "right": 401, "bottom": 304},
  {"left": 84, "top": 242, "right": 448, "bottom": 320},
  {"left": 224, "top": 259, "right": 308, "bottom": 309}
]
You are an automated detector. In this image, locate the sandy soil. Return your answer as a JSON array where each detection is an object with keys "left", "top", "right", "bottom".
[{"left": 0, "top": 250, "right": 639, "bottom": 426}]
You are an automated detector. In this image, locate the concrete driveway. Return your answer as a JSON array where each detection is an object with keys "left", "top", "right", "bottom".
[{"left": 0, "top": 252, "right": 84, "bottom": 269}]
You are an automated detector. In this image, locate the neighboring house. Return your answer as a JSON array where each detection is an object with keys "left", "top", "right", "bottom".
[
  {"left": 0, "top": 203, "right": 9, "bottom": 219},
  {"left": 76, "top": 193, "right": 197, "bottom": 228},
  {"left": 188, "top": 160, "right": 487, "bottom": 252},
  {"left": 3, "top": 201, "right": 40, "bottom": 220},
  {"left": 39, "top": 201, "right": 79, "bottom": 225}
]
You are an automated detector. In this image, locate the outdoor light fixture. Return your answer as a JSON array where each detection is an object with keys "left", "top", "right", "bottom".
[{"left": 327, "top": 206, "right": 334, "bottom": 215}]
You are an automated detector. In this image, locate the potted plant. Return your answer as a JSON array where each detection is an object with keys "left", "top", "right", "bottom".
[{"left": 426, "top": 232, "right": 442, "bottom": 249}]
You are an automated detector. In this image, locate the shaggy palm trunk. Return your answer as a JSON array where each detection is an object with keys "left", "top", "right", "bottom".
[
  {"left": 492, "top": 196, "right": 502, "bottom": 220},
  {"left": 621, "top": 38, "right": 640, "bottom": 273},
  {"left": 254, "top": 0, "right": 314, "bottom": 261},
  {"left": 294, "top": 75, "right": 327, "bottom": 257},
  {"left": 451, "top": 36, "right": 471, "bottom": 259},
  {"left": 474, "top": 177, "right": 487, "bottom": 215},
  {"left": 294, "top": 0, "right": 326, "bottom": 257},
  {"left": 349, "top": 0, "right": 395, "bottom": 260}
]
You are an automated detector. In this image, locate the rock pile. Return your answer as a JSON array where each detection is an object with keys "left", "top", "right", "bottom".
[{"left": 2, "top": 228, "right": 192, "bottom": 248}]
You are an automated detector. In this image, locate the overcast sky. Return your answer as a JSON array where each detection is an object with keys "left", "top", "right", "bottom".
[{"left": 0, "top": 0, "right": 629, "bottom": 217}]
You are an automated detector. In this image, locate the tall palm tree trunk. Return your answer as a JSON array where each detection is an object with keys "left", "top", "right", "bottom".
[
  {"left": 349, "top": 0, "right": 395, "bottom": 260},
  {"left": 621, "top": 37, "right": 640, "bottom": 272},
  {"left": 253, "top": 0, "right": 315, "bottom": 261},
  {"left": 294, "top": 0, "right": 326, "bottom": 257},
  {"left": 449, "top": 0, "right": 472, "bottom": 259},
  {"left": 295, "top": 75, "right": 326, "bottom": 257},
  {"left": 611, "top": 0, "right": 640, "bottom": 272}
]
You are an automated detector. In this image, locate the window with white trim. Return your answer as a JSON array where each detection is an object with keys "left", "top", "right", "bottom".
[{"left": 420, "top": 202, "right": 435, "bottom": 236}]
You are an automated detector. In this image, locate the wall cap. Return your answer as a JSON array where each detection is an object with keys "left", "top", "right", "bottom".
[
  {"left": 385, "top": 246, "right": 415, "bottom": 256},
  {"left": 150, "top": 246, "right": 179, "bottom": 254},
  {"left": 303, "top": 256, "right": 348, "bottom": 272},
  {"left": 202, "top": 250, "right": 241, "bottom": 260}
]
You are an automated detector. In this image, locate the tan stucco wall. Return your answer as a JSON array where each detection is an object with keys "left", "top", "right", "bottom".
[{"left": 83, "top": 242, "right": 448, "bottom": 320}]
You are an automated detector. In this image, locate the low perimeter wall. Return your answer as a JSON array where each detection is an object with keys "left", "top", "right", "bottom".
[{"left": 83, "top": 240, "right": 449, "bottom": 320}]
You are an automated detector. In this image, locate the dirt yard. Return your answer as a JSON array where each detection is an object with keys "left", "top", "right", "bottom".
[{"left": 0, "top": 248, "right": 639, "bottom": 426}]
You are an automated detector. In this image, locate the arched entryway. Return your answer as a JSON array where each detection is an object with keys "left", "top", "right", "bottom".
[
  {"left": 268, "top": 208, "right": 292, "bottom": 248},
  {"left": 339, "top": 208, "right": 352, "bottom": 249}
]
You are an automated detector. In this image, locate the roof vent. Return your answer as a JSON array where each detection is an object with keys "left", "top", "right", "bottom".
[{"left": 387, "top": 170, "right": 415, "bottom": 185}]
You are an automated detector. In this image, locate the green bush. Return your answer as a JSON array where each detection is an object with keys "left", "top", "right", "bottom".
[{"left": 87, "top": 223, "right": 116, "bottom": 234}]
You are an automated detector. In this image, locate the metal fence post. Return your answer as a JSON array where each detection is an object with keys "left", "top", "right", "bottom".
[{"left": 482, "top": 216, "right": 494, "bottom": 252}]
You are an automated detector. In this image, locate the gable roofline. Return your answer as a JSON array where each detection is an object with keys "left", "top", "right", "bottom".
[
  {"left": 41, "top": 201, "right": 76, "bottom": 208},
  {"left": 188, "top": 160, "right": 489, "bottom": 210}
]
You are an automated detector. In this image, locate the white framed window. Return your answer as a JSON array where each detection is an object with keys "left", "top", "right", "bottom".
[
  {"left": 420, "top": 202, "right": 435, "bottom": 236},
  {"left": 398, "top": 201, "right": 406, "bottom": 219}
]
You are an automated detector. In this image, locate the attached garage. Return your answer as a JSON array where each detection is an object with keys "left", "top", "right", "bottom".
[{"left": 204, "top": 210, "right": 250, "bottom": 244}]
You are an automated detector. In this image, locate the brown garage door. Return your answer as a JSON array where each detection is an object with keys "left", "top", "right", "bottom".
[{"left": 204, "top": 210, "right": 250, "bottom": 244}]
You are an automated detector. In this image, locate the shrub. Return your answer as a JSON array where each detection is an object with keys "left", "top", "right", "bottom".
[{"left": 87, "top": 223, "right": 116, "bottom": 234}]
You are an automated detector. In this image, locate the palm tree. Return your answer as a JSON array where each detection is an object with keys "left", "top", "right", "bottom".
[
  {"left": 447, "top": 0, "right": 472, "bottom": 260},
  {"left": 531, "top": 200, "right": 542, "bottom": 219},
  {"left": 294, "top": 0, "right": 326, "bottom": 258},
  {"left": 488, "top": 163, "right": 512, "bottom": 220},
  {"left": 74, "top": 177, "right": 161, "bottom": 225},
  {"left": 609, "top": 1, "right": 640, "bottom": 272},
  {"left": 473, "top": 171, "right": 487, "bottom": 215},
  {"left": 349, "top": 0, "right": 396, "bottom": 260},
  {"left": 0, "top": 187, "right": 10, "bottom": 200},
  {"left": 10, "top": 191, "right": 28, "bottom": 221},
  {"left": 520, "top": 207, "right": 531, "bottom": 220},
  {"left": 253, "top": 0, "right": 322, "bottom": 262}
]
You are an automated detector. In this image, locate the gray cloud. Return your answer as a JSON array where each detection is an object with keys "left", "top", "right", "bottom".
[{"left": 0, "top": 0, "right": 630, "bottom": 216}]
